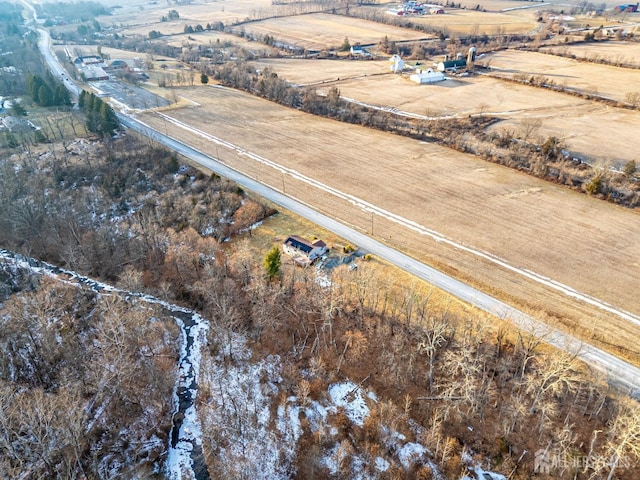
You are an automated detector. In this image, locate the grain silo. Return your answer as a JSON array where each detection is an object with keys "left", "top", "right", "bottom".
[{"left": 467, "top": 47, "right": 477, "bottom": 67}]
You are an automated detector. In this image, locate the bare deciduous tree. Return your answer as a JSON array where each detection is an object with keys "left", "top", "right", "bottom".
[
  {"left": 591, "top": 398, "right": 640, "bottom": 480},
  {"left": 417, "top": 314, "right": 451, "bottom": 394}
]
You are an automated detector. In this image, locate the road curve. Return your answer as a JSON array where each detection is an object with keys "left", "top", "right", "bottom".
[{"left": 34, "top": 17, "right": 640, "bottom": 398}]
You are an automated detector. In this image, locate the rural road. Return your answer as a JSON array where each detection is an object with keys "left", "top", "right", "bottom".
[
  {"left": 35, "top": 20, "right": 640, "bottom": 397},
  {"left": 121, "top": 114, "right": 640, "bottom": 398},
  {"left": 36, "top": 28, "right": 82, "bottom": 98}
]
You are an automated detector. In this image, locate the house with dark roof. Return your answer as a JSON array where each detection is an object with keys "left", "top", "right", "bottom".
[
  {"left": 350, "top": 46, "right": 372, "bottom": 57},
  {"left": 109, "top": 59, "right": 130, "bottom": 70},
  {"left": 282, "top": 236, "right": 328, "bottom": 264},
  {"left": 74, "top": 55, "right": 105, "bottom": 67}
]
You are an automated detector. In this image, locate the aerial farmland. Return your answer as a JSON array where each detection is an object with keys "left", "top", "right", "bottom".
[{"left": 4, "top": 0, "right": 640, "bottom": 478}]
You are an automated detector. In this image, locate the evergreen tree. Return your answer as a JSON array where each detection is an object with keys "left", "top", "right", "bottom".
[
  {"left": 38, "top": 84, "right": 53, "bottom": 107},
  {"left": 98, "top": 102, "right": 118, "bottom": 136},
  {"left": 10, "top": 101, "right": 26, "bottom": 116},
  {"left": 85, "top": 110, "right": 99, "bottom": 133},
  {"left": 86, "top": 93, "right": 96, "bottom": 112},
  {"left": 263, "top": 246, "right": 281, "bottom": 280},
  {"left": 340, "top": 36, "right": 351, "bottom": 52},
  {"left": 54, "top": 85, "right": 71, "bottom": 106},
  {"left": 25, "top": 72, "right": 70, "bottom": 107}
]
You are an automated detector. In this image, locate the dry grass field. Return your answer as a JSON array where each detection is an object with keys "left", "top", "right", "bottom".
[
  {"left": 163, "top": 31, "right": 260, "bottom": 50},
  {"left": 117, "top": 20, "right": 193, "bottom": 37},
  {"left": 96, "top": 0, "right": 278, "bottom": 30},
  {"left": 360, "top": 5, "right": 539, "bottom": 35},
  {"left": 455, "top": 0, "right": 539, "bottom": 11},
  {"left": 251, "top": 58, "right": 391, "bottom": 84},
  {"left": 322, "top": 72, "right": 590, "bottom": 116},
  {"left": 250, "top": 57, "right": 640, "bottom": 165},
  {"left": 229, "top": 13, "right": 432, "bottom": 50},
  {"left": 563, "top": 13, "right": 640, "bottom": 32},
  {"left": 137, "top": 85, "right": 640, "bottom": 363},
  {"left": 109, "top": 25, "right": 264, "bottom": 52},
  {"left": 488, "top": 104, "right": 640, "bottom": 167},
  {"left": 253, "top": 57, "right": 590, "bottom": 114},
  {"left": 482, "top": 49, "right": 640, "bottom": 103},
  {"left": 541, "top": 41, "right": 640, "bottom": 68}
]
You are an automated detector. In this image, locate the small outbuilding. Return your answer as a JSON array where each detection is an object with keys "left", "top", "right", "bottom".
[
  {"left": 109, "top": 59, "right": 129, "bottom": 70},
  {"left": 350, "top": 46, "right": 371, "bottom": 57},
  {"left": 410, "top": 68, "right": 445, "bottom": 84},
  {"left": 437, "top": 58, "right": 466, "bottom": 72}
]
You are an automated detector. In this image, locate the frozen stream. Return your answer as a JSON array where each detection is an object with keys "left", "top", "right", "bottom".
[
  {"left": 166, "top": 309, "right": 210, "bottom": 480},
  {"left": 0, "top": 249, "right": 209, "bottom": 479}
]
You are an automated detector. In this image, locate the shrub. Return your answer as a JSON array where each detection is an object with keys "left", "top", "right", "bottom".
[
  {"left": 624, "top": 160, "right": 636, "bottom": 178},
  {"left": 586, "top": 175, "right": 602, "bottom": 195}
]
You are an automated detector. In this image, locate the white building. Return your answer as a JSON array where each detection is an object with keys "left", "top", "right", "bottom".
[
  {"left": 390, "top": 54, "right": 404, "bottom": 73},
  {"left": 410, "top": 68, "right": 445, "bottom": 84},
  {"left": 350, "top": 46, "right": 371, "bottom": 57}
]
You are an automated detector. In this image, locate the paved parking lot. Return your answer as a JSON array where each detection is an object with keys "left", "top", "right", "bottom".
[{"left": 89, "top": 80, "right": 171, "bottom": 110}]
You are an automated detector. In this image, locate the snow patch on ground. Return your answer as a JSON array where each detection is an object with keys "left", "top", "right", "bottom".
[
  {"left": 462, "top": 466, "right": 508, "bottom": 480},
  {"left": 328, "top": 382, "right": 370, "bottom": 426},
  {"left": 460, "top": 454, "right": 508, "bottom": 480},
  {"left": 201, "top": 335, "right": 293, "bottom": 479},
  {"left": 315, "top": 273, "right": 332, "bottom": 288},
  {"left": 375, "top": 456, "right": 390, "bottom": 472},
  {"left": 398, "top": 442, "right": 427, "bottom": 469}
]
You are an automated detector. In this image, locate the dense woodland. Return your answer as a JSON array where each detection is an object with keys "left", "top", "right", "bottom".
[
  {"left": 0, "top": 270, "right": 180, "bottom": 478},
  {"left": 0, "top": 132, "right": 272, "bottom": 477}
]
